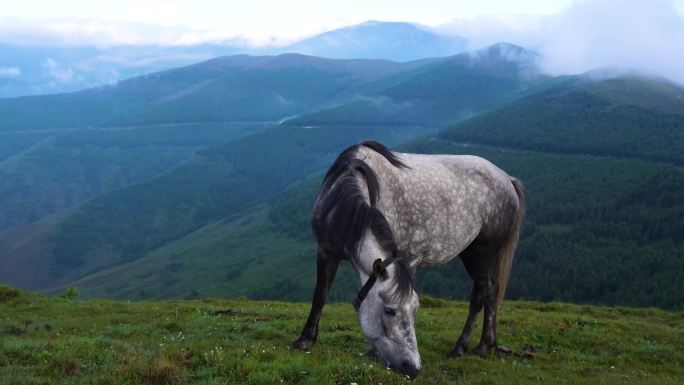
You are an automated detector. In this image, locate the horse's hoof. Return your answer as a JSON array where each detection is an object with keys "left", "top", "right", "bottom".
[
  {"left": 291, "top": 336, "right": 314, "bottom": 351},
  {"left": 470, "top": 344, "right": 490, "bottom": 358},
  {"left": 448, "top": 345, "right": 467, "bottom": 359}
]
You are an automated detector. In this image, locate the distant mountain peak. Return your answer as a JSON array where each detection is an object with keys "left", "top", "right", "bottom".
[
  {"left": 340, "top": 20, "right": 428, "bottom": 31},
  {"left": 284, "top": 20, "right": 467, "bottom": 62}
]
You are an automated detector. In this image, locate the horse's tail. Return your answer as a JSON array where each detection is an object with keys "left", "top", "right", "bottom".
[{"left": 495, "top": 178, "right": 526, "bottom": 308}]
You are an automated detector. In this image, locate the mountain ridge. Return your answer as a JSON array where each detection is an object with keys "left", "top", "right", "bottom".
[
  {"left": 284, "top": 20, "right": 467, "bottom": 62},
  {"left": 0, "top": 21, "right": 468, "bottom": 98}
]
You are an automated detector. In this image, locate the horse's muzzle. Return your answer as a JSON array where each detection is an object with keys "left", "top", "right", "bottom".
[{"left": 399, "top": 360, "right": 421, "bottom": 379}]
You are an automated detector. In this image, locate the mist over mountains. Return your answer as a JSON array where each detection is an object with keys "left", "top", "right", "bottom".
[{"left": 4, "top": 0, "right": 684, "bottom": 98}]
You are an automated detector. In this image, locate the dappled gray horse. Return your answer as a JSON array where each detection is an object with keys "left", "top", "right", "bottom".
[{"left": 292, "top": 141, "right": 525, "bottom": 378}]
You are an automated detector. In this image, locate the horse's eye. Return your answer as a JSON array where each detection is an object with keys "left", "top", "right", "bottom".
[{"left": 384, "top": 307, "right": 397, "bottom": 316}]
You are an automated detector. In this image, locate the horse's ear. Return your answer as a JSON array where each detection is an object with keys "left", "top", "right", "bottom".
[{"left": 373, "top": 258, "right": 388, "bottom": 280}]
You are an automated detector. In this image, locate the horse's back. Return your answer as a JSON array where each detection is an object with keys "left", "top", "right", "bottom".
[{"left": 358, "top": 147, "right": 519, "bottom": 265}]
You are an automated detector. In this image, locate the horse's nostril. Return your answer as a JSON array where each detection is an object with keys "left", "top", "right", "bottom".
[{"left": 401, "top": 361, "right": 421, "bottom": 378}]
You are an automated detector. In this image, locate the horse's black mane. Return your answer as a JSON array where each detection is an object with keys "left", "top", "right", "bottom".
[{"left": 312, "top": 140, "right": 414, "bottom": 302}]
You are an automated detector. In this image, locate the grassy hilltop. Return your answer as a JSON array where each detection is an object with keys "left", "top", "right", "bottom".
[{"left": 1, "top": 286, "right": 682, "bottom": 385}]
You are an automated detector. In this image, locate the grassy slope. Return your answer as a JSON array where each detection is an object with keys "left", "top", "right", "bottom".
[
  {"left": 0, "top": 123, "right": 266, "bottom": 230},
  {"left": 54, "top": 207, "right": 320, "bottom": 300},
  {"left": 1, "top": 124, "right": 431, "bottom": 292},
  {"left": 0, "top": 286, "right": 682, "bottom": 385},
  {"left": 52, "top": 202, "right": 362, "bottom": 303}
]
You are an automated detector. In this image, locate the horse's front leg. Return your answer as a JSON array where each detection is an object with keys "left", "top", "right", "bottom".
[{"left": 292, "top": 248, "right": 340, "bottom": 350}]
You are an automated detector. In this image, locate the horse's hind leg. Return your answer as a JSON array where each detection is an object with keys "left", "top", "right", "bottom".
[
  {"left": 292, "top": 248, "right": 340, "bottom": 350},
  {"left": 471, "top": 276, "right": 500, "bottom": 357}
]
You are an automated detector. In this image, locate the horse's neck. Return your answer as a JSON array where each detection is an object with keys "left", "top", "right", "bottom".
[{"left": 353, "top": 233, "right": 388, "bottom": 282}]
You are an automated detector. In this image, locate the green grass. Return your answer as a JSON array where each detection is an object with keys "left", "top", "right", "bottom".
[{"left": 1, "top": 286, "right": 682, "bottom": 385}]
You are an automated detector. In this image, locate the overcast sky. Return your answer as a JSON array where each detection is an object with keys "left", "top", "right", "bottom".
[{"left": 1, "top": 0, "right": 684, "bottom": 83}]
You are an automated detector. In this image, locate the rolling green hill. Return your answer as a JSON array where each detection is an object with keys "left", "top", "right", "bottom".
[
  {"left": 48, "top": 75, "right": 684, "bottom": 310},
  {"left": 0, "top": 44, "right": 547, "bottom": 244},
  {"left": 0, "top": 124, "right": 432, "bottom": 292},
  {"left": 0, "top": 52, "right": 446, "bottom": 265},
  {"left": 1, "top": 286, "right": 682, "bottom": 384},
  {"left": 0, "top": 54, "right": 434, "bottom": 131},
  {"left": 0, "top": 123, "right": 266, "bottom": 231},
  {"left": 289, "top": 44, "right": 546, "bottom": 128},
  {"left": 0, "top": 49, "right": 503, "bottom": 245},
  {"left": 2, "top": 46, "right": 684, "bottom": 313},
  {"left": 56, "top": 139, "right": 684, "bottom": 309}
]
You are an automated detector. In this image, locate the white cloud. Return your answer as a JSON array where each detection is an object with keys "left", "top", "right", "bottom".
[
  {"left": 1, "top": 0, "right": 683, "bottom": 85},
  {"left": 42, "top": 58, "right": 74, "bottom": 83},
  {"left": 0, "top": 66, "right": 21, "bottom": 78},
  {"left": 441, "top": 0, "right": 684, "bottom": 84},
  {"left": 539, "top": 0, "right": 684, "bottom": 82},
  {"left": 0, "top": 17, "right": 254, "bottom": 47}
]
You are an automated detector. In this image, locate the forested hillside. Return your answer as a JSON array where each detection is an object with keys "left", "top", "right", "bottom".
[
  {"left": 439, "top": 76, "right": 684, "bottom": 164},
  {"left": 0, "top": 124, "right": 430, "bottom": 291},
  {"left": 0, "top": 44, "right": 539, "bottom": 293},
  {"left": 289, "top": 43, "right": 544, "bottom": 127},
  {"left": 1, "top": 46, "right": 683, "bottom": 311},
  {"left": 0, "top": 54, "right": 432, "bottom": 131},
  {"left": 45, "top": 76, "right": 684, "bottom": 311},
  {"left": 0, "top": 124, "right": 263, "bottom": 231}
]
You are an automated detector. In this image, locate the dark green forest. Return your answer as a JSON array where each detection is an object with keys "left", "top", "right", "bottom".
[
  {"left": 8, "top": 125, "right": 429, "bottom": 289},
  {"left": 440, "top": 77, "right": 684, "bottom": 164}
]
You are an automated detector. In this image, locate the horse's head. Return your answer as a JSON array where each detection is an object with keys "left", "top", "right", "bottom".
[{"left": 357, "top": 258, "right": 421, "bottom": 378}]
